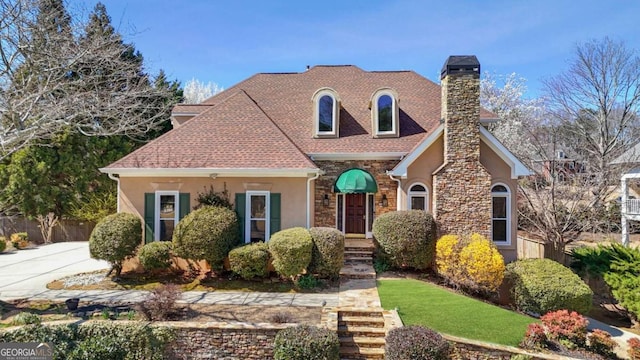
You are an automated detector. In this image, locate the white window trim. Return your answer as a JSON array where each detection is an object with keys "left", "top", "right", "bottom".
[
  {"left": 372, "top": 89, "right": 398, "bottom": 137},
  {"left": 154, "top": 190, "right": 180, "bottom": 241},
  {"left": 245, "top": 190, "right": 270, "bottom": 243},
  {"left": 336, "top": 194, "right": 345, "bottom": 232},
  {"left": 312, "top": 88, "right": 340, "bottom": 138},
  {"left": 491, "top": 183, "right": 511, "bottom": 246},
  {"left": 407, "top": 182, "right": 429, "bottom": 212}
]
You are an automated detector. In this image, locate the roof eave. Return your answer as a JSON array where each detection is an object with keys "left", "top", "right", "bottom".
[
  {"left": 99, "top": 167, "right": 321, "bottom": 178},
  {"left": 479, "top": 126, "right": 532, "bottom": 178}
]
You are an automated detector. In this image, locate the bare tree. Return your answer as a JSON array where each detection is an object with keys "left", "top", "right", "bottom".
[
  {"left": 0, "top": 0, "right": 178, "bottom": 158},
  {"left": 543, "top": 37, "right": 640, "bottom": 204},
  {"left": 183, "top": 78, "right": 222, "bottom": 104}
]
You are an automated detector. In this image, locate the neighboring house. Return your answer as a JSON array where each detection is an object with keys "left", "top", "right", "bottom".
[
  {"left": 101, "top": 56, "right": 530, "bottom": 262},
  {"left": 612, "top": 143, "right": 640, "bottom": 246},
  {"left": 534, "top": 148, "right": 587, "bottom": 184}
]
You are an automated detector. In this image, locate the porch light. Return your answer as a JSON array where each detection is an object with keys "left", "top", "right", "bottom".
[
  {"left": 323, "top": 194, "right": 330, "bottom": 206},
  {"left": 381, "top": 194, "right": 388, "bottom": 207}
]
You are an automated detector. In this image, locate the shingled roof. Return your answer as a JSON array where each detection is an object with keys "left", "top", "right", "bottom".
[{"left": 105, "top": 65, "right": 495, "bottom": 171}]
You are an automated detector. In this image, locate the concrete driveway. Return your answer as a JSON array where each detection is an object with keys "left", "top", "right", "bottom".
[{"left": 0, "top": 242, "right": 109, "bottom": 300}]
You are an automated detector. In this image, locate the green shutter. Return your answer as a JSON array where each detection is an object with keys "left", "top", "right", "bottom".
[
  {"left": 144, "top": 193, "right": 155, "bottom": 243},
  {"left": 235, "top": 193, "right": 246, "bottom": 242},
  {"left": 270, "top": 193, "right": 281, "bottom": 235},
  {"left": 179, "top": 193, "right": 190, "bottom": 220}
]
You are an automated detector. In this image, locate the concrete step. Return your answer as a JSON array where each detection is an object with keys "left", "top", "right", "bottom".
[
  {"left": 339, "top": 315, "right": 385, "bottom": 328},
  {"left": 338, "top": 325, "right": 386, "bottom": 337},
  {"left": 340, "top": 336, "right": 386, "bottom": 348},
  {"left": 339, "top": 346, "right": 384, "bottom": 360}
]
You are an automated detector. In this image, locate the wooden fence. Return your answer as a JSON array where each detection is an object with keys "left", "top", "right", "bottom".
[
  {"left": 517, "top": 236, "right": 545, "bottom": 259},
  {"left": 0, "top": 216, "right": 95, "bottom": 244}
]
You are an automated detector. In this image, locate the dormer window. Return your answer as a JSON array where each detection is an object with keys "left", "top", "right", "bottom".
[
  {"left": 371, "top": 88, "right": 399, "bottom": 138},
  {"left": 312, "top": 88, "right": 340, "bottom": 138}
]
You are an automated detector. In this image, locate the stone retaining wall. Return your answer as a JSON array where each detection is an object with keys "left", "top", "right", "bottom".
[
  {"left": 444, "top": 334, "right": 579, "bottom": 360},
  {"left": 162, "top": 321, "right": 292, "bottom": 360}
]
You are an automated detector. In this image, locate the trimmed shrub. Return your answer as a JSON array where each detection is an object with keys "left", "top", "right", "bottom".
[
  {"left": 308, "top": 227, "right": 344, "bottom": 278},
  {"left": 505, "top": 258, "right": 592, "bottom": 315},
  {"left": 629, "top": 337, "right": 640, "bottom": 360},
  {"left": 12, "top": 312, "right": 41, "bottom": 325},
  {"left": 588, "top": 329, "right": 617, "bottom": 357},
  {"left": 228, "top": 242, "right": 270, "bottom": 280},
  {"left": 89, "top": 213, "right": 142, "bottom": 277},
  {"left": 435, "top": 234, "right": 462, "bottom": 280},
  {"left": 372, "top": 210, "right": 437, "bottom": 270},
  {"left": 274, "top": 324, "right": 339, "bottom": 360},
  {"left": 268, "top": 227, "right": 313, "bottom": 277},
  {"left": 172, "top": 206, "right": 239, "bottom": 270},
  {"left": 138, "top": 242, "right": 172, "bottom": 272},
  {"left": 385, "top": 325, "right": 449, "bottom": 360},
  {"left": 0, "top": 236, "right": 6, "bottom": 252},
  {"left": 540, "top": 310, "right": 588, "bottom": 348}
]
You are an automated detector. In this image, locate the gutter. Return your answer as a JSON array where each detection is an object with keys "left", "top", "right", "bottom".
[
  {"left": 387, "top": 171, "right": 402, "bottom": 211},
  {"left": 107, "top": 173, "right": 121, "bottom": 213},
  {"left": 306, "top": 172, "right": 322, "bottom": 228}
]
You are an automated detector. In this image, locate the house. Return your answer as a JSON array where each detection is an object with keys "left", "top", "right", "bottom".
[
  {"left": 612, "top": 142, "right": 640, "bottom": 246},
  {"left": 101, "top": 55, "right": 530, "bottom": 262},
  {"left": 534, "top": 148, "right": 587, "bottom": 184}
]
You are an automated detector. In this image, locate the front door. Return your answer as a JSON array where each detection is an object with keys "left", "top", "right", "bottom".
[{"left": 345, "top": 193, "right": 366, "bottom": 234}]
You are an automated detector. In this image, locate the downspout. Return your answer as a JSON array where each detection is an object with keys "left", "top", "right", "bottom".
[
  {"left": 306, "top": 172, "right": 321, "bottom": 228},
  {"left": 387, "top": 172, "right": 402, "bottom": 211},
  {"left": 107, "top": 173, "right": 121, "bottom": 213}
]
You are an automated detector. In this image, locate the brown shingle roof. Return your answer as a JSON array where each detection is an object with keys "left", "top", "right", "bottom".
[
  {"left": 109, "top": 65, "right": 494, "bottom": 170},
  {"left": 106, "top": 90, "right": 317, "bottom": 170}
]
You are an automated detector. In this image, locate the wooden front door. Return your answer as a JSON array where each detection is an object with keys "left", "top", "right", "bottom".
[{"left": 345, "top": 193, "right": 366, "bottom": 234}]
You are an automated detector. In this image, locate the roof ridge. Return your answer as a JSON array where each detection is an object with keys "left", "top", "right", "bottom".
[{"left": 241, "top": 90, "right": 317, "bottom": 169}]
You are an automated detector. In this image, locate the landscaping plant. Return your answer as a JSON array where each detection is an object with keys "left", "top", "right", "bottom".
[
  {"left": 505, "top": 258, "right": 592, "bottom": 315},
  {"left": 10, "top": 232, "right": 29, "bottom": 249},
  {"left": 136, "top": 283, "right": 182, "bottom": 321},
  {"left": 138, "top": 241, "right": 173, "bottom": 272},
  {"left": 0, "top": 236, "right": 6, "bottom": 252},
  {"left": 372, "top": 210, "right": 437, "bottom": 270},
  {"left": 308, "top": 227, "right": 344, "bottom": 279},
  {"left": 172, "top": 205, "right": 238, "bottom": 271},
  {"left": 588, "top": 329, "right": 617, "bottom": 358},
  {"left": 436, "top": 233, "right": 505, "bottom": 294},
  {"left": 520, "top": 323, "right": 547, "bottom": 350},
  {"left": 629, "top": 337, "right": 640, "bottom": 360},
  {"left": 385, "top": 325, "right": 449, "bottom": 360},
  {"left": 89, "top": 213, "right": 142, "bottom": 277},
  {"left": 540, "top": 309, "right": 588, "bottom": 349},
  {"left": 268, "top": 227, "right": 313, "bottom": 278},
  {"left": 228, "top": 242, "right": 270, "bottom": 280},
  {"left": 273, "top": 324, "right": 339, "bottom": 360},
  {"left": 194, "top": 185, "right": 232, "bottom": 209},
  {"left": 11, "top": 312, "right": 41, "bottom": 326}
]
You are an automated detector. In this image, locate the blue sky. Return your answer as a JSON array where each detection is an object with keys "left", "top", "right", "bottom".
[{"left": 75, "top": 0, "right": 639, "bottom": 98}]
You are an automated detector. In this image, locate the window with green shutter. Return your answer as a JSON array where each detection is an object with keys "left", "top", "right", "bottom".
[
  {"left": 144, "top": 193, "right": 155, "bottom": 243},
  {"left": 235, "top": 192, "right": 280, "bottom": 243},
  {"left": 235, "top": 193, "right": 246, "bottom": 242},
  {"left": 144, "top": 192, "right": 190, "bottom": 243}
]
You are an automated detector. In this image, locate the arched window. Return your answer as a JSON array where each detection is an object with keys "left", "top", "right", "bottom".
[
  {"left": 312, "top": 88, "right": 340, "bottom": 138},
  {"left": 491, "top": 184, "right": 511, "bottom": 244},
  {"left": 371, "top": 89, "right": 399, "bottom": 138},
  {"left": 408, "top": 183, "right": 429, "bottom": 211}
]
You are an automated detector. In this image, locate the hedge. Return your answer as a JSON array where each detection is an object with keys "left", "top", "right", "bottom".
[
  {"left": 274, "top": 325, "right": 339, "bottom": 360},
  {"left": 89, "top": 213, "right": 142, "bottom": 277},
  {"left": 228, "top": 242, "right": 270, "bottom": 280},
  {"left": 268, "top": 227, "right": 313, "bottom": 277},
  {"left": 308, "top": 227, "right": 344, "bottom": 279}
]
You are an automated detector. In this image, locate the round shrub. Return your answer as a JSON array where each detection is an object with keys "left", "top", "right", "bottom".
[
  {"left": 435, "top": 234, "right": 464, "bottom": 282},
  {"left": 268, "top": 227, "right": 313, "bottom": 277},
  {"left": 172, "top": 206, "right": 238, "bottom": 270},
  {"left": 372, "top": 210, "right": 437, "bottom": 270},
  {"left": 505, "top": 258, "right": 593, "bottom": 315},
  {"left": 274, "top": 324, "right": 339, "bottom": 360},
  {"left": 138, "top": 242, "right": 172, "bottom": 271},
  {"left": 228, "top": 242, "right": 270, "bottom": 280},
  {"left": 308, "top": 227, "right": 344, "bottom": 278},
  {"left": 458, "top": 233, "right": 505, "bottom": 293},
  {"left": 89, "top": 213, "right": 142, "bottom": 277},
  {"left": 385, "top": 325, "right": 449, "bottom": 360}
]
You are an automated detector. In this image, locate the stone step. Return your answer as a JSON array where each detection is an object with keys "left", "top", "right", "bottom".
[
  {"left": 340, "top": 336, "right": 386, "bottom": 348},
  {"left": 338, "top": 325, "right": 386, "bottom": 337},
  {"left": 339, "top": 346, "right": 385, "bottom": 360},
  {"left": 345, "top": 250, "right": 373, "bottom": 257},
  {"left": 339, "top": 315, "right": 385, "bottom": 328},
  {"left": 339, "top": 309, "right": 384, "bottom": 318},
  {"left": 340, "top": 267, "right": 376, "bottom": 280},
  {"left": 345, "top": 257, "right": 372, "bottom": 265},
  {"left": 344, "top": 246, "right": 375, "bottom": 253}
]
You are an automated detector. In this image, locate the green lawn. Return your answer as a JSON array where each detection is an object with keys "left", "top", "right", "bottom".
[{"left": 378, "top": 279, "right": 535, "bottom": 347}]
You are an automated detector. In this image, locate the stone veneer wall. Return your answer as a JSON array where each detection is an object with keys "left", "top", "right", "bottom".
[
  {"left": 445, "top": 334, "right": 578, "bottom": 360},
  {"left": 433, "top": 71, "right": 492, "bottom": 237},
  {"left": 313, "top": 160, "right": 400, "bottom": 228}
]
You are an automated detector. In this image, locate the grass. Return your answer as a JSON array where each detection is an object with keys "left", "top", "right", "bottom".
[{"left": 378, "top": 279, "right": 535, "bottom": 347}]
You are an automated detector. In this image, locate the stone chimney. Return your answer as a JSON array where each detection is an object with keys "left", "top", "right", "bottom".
[{"left": 433, "top": 55, "right": 492, "bottom": 237}]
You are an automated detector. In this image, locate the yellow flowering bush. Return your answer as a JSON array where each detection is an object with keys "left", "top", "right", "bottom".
[
  {"left": 458, "top": 233, "right": 505, "bottom": 292},
  {"left": 436, "top": 233, "right": 505, "bottom": 294}
]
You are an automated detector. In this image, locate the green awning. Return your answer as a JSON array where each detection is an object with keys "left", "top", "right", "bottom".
[{"left": 333, "top": 168, "right": 378, "bottom": 193}]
